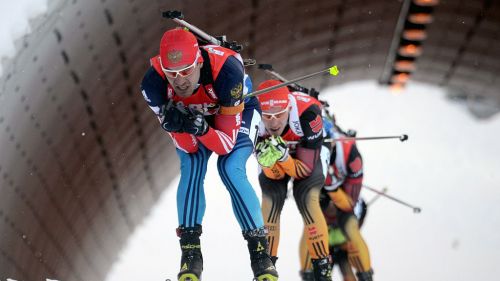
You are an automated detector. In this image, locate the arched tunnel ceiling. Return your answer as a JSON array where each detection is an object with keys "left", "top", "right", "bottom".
[{"left": 0, "top": 0, "right": 499, "bottom": 279}]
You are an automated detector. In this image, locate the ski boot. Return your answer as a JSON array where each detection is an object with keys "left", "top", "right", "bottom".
[
  {"left": 311, "top": 256, "right": 332, "bottom": 281},
  {"left": 243, "top": 228, "right": 279, "bottom": 281},
  {"left": 299, "top": 269, "right": 315, "bottom": 281},
  {"left": 356, "top": 269, "right": 374, "bottom": 281},
  {"left": 177, "top": 225, "right": 203, "bottom": 281}
]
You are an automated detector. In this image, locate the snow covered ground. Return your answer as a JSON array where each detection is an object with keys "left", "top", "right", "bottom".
[{"left": 106, "top": 81, "right": 500, "bottom": 281}]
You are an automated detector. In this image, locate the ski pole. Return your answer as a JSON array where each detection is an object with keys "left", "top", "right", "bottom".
[
  {"left": 162, "top": 10, "right": 246, "bottom": 56},
  {"left": 243, "top": 65, "right": 340, "bottom": 99},
  {"left": 287, "top": 134, "right": 408, "bottom": 145},
  {"left": 362, "top": 185, "right": 421, "bottom": 213},
  {"left": 325, "top": 134, "right": 409, "bottom": 142},
  {"left": 366, "top": 187, "right": 388, "bottom": 206}
]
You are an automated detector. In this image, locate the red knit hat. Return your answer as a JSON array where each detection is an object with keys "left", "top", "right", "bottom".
[
  {"left": 256, "top": 80, "right": 290, "bottom": 111},
  {"left": 159, "top": 28, "right": 201, "bottom": 69}
]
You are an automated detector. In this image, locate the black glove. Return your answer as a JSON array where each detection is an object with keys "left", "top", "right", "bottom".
[
  {"left": 181, "top": 108, "right": 209, "bottom": 136},
  {"left": 160, "top": 100, "right": 185, "bottom": 133}
]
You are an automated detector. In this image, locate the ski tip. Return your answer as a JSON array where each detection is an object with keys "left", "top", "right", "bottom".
[
  {"left": 329, "top": 65, "right": 339, "bottom": 76},
  {"left": 413, "top": 207, "right": 422, "bottom": 213},
  {"left": 400, "top": 134, "right": 409, "bottom": 141}
]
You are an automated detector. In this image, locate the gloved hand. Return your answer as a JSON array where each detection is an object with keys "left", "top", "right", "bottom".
[
  {"left": 255, "top": 139, "right": 282, "bottom": 167},
  {"left": 160, "top": 100, "right": 185, "bottom": 133},
  {"left": 268, "top": 136, "right": 289, "bottom": 162},
  {"left": 180, "top": 107, "right": 209, "bottom": 136}
]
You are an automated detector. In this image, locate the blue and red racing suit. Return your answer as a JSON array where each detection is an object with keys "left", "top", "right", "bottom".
[{"left": 140, "top": 45, "right": 263, "bottom": 231}]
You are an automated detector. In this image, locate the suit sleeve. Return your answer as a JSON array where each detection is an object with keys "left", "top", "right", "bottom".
[
  {"left": 342, "top": 143, "right": 363, "bottom": 202},
  {"left": 140, "top": 67, "right": 167, "bottom": 116},
  {"left": 140, "top": 67, "right": 199, "bottom": 152},
  {"left": 261, "top": 164, "right": 287, "bottom": 180},
  {"left": 197, "top": 56, "right": 244, "bottom": 155}
]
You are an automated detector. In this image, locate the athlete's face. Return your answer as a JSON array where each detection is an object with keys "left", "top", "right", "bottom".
[
  {"left": 262, "top": 106, "right": 290, "bottom": 136},
  {"left": 164, "top": 61, "right": 202, "bottom": 98}
]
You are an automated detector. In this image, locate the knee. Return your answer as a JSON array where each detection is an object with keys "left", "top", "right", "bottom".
[
  {"left": 217, "top": 156, "right": 246, "bottom": 179},
  {"left": 293, "top": 184, "right": 323, "bottom": 219},
  {"left": 293, "top": 183, "right": 320, "bottom": 205}
]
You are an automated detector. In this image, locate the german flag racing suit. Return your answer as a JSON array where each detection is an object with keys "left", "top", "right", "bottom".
[
  {"left": 299, "top": 125, "right": 374, "bottom": 281},
  {"left": 256, "top": 90, "right": 332, "bottom": 280}
]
